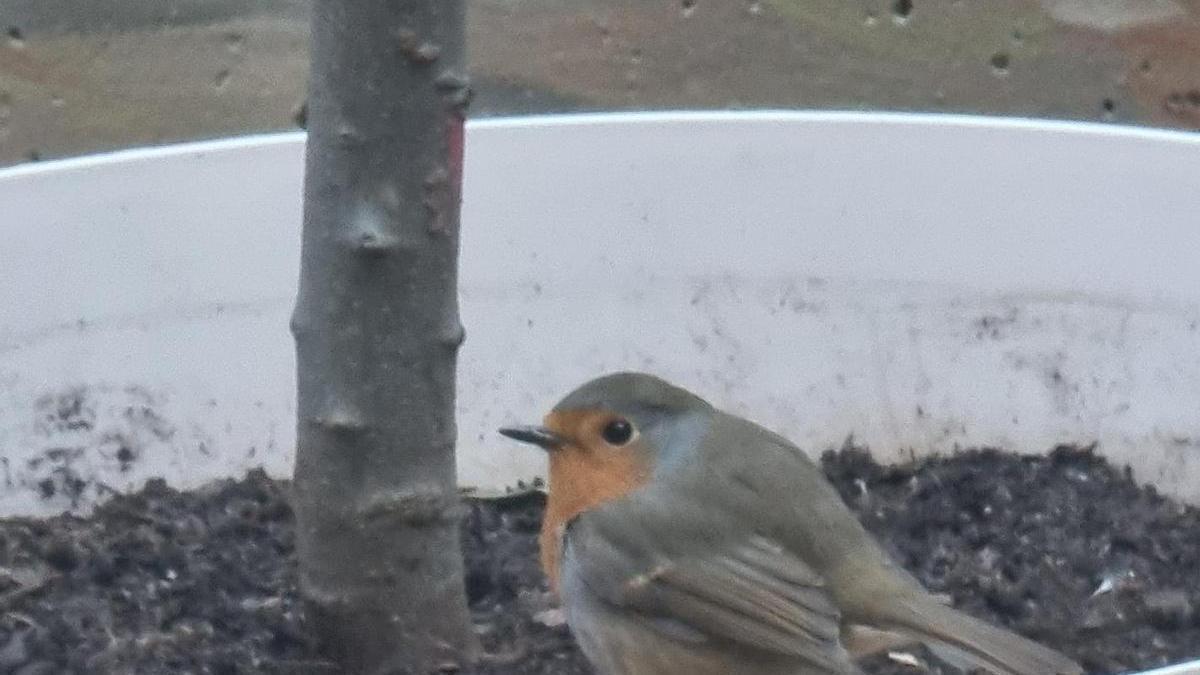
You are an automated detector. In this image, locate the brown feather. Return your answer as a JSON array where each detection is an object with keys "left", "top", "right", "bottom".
[{"left": 870, "top": 593, "right": 1083, "bottom": 675}]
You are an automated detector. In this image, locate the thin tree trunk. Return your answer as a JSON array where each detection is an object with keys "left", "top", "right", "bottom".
[{"left": 291, "top": 0, "right": 474, "bottom": 672}]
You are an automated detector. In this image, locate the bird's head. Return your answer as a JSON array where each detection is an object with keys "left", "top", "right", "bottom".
[{"left": 499, "top": 371, "right": 714, "bottom": 585}]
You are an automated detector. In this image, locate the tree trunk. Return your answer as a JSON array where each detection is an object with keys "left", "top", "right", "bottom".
[{"left": 291, "top": 0, "right": 475, "bottom": 672}]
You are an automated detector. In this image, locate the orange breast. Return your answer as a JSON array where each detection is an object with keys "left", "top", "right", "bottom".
[{"left": 539, "top": 410, "right": 652, "bottom": 592}]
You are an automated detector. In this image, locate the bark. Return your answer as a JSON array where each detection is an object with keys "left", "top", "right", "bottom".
[{"left": 291, "top": 0, "right": 475, "bottom": 672}]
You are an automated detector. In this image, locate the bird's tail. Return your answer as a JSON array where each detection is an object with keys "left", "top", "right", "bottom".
[{"left": 876, "top": 593, "right": 1082, "bottom": 675}]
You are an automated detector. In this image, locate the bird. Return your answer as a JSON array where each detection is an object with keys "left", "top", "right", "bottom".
[{"left": 499, "top": 372, "right": 1082, "bottom": 675}]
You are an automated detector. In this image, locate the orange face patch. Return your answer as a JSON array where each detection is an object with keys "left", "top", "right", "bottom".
[{"left": 538, "top": 409, "right": 653, "bottom": 592}]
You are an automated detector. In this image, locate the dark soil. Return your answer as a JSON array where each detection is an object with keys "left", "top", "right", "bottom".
[{"left": 0, "top": 446, "right": 1196, "bottom": 674}]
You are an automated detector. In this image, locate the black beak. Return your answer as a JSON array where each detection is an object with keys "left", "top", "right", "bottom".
[{"left": 499, "top": 425, "right": 564, "bottom": 450}]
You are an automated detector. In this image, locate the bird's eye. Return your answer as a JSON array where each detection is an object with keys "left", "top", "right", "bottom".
[{"left": 601, "top": 418, "right": 634, "bottom": 446}]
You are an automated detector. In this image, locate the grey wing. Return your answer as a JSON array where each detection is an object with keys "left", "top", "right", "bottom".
[{"left": 563, "top": 507, "right": 858, "bottom": 674}]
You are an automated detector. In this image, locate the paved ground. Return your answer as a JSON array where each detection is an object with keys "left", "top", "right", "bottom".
[{"left": 0, "top": 0, "right": 1197, "bottom": 166}]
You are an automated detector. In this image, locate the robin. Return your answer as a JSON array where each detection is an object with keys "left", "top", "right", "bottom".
[{"left": 499, "top": 372, "right": 1082, "bottom": 675}]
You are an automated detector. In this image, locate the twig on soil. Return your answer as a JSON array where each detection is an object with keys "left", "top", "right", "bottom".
[{"left": 0, "top": 572, "right": 56, "bottom": 611}]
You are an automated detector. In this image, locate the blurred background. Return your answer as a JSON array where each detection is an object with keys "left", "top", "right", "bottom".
[{"left": 1, "top": 0, "right": 1198, "bottom": 167}]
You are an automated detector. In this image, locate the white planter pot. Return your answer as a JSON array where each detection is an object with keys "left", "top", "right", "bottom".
[{"left": 1, "top": 112, "right": 1198, "bottom": 517}]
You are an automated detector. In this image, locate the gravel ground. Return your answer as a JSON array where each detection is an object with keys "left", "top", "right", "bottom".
[{"left": 0, "top": 445, "right": 1195, "bottom": 674}]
